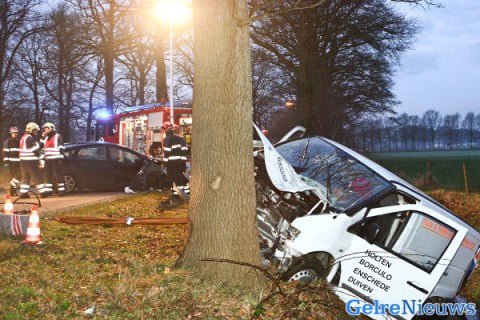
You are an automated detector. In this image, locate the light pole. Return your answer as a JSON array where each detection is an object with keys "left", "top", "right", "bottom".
[
  {"left": 169, "top": 21, "right": 174, "bottom": 123},
  {"left": 154, "top": 0, "right": 191, "bottom": 124}
]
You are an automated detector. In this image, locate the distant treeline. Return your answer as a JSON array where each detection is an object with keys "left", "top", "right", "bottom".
[{"left": 344, "top": 110, "right": 480, "bottom": 152}]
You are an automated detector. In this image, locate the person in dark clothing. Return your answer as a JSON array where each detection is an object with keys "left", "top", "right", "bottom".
[
  {"left": 161, "top": 122, "right": 189, "bottom": 207},
  {"left": 41, "top": 122, "right": 66, "bottom": 195},
  {"left": 19, "top": 122, "right": 48, "bottom": 198},
  {"left": 2, "top": 126, "right": 21, "bottom": 196},
  {"left": 148, "top": 142, "right": 162, "bottom": 160}
]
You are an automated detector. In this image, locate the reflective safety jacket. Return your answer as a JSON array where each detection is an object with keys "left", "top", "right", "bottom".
[
  {"left": 43, "top": 132, "right": 65, "bottom": 160},
  {"left": 163, "top": 133, "right": 188, "bottom": 162},
  {"left": 2, "top": 137, "right": 20, "bottom": 164},
  {"left": 19, "top": 133, "right": 41, "bottom": 162}
]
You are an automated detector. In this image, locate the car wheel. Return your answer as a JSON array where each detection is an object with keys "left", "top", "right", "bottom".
[
  {"left": 282, "top": 252, "right": 334, "bottom": 284},
  {"left": 146, "top": 172, "right": 168, "bottom": 190},
  {"left": 63, "top": 174, "right": 77, "bottom": 193}
]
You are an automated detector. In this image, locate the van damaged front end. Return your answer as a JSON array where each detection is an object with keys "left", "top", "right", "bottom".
[
  {"left": 255, "top": 155, "right": 324, "bottom": 271},
  {"left": 253, "top": 131, "right": 392, "bottom": 273}
]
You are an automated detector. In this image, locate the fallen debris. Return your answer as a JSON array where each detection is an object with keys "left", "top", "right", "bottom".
[
  {"left": 54, "top": 216, "right": 188, "bottom": 225},
  {"left": 82, "top": 306, "right": 96, "bottom": 316},
  {"left": 124, "top": 186, "right": 136, "bottom": 194}
]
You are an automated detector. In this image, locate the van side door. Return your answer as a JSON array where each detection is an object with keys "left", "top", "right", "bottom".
[{"left": 338, "top": 204, "right": 467, "bottom": 320}]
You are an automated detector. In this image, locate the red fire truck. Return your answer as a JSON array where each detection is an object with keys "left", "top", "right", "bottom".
[{"left": 95, "top": 101, "right": 192, "bottom": 155}]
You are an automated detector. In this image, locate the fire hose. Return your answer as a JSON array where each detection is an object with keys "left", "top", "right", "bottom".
[{"left": 54, "top": 216, "right": 188, "bottom": 225}]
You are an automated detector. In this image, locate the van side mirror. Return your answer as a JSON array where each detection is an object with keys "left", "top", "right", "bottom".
[{"left": 361, "top": 221, "right": 380, "bottom": 244}]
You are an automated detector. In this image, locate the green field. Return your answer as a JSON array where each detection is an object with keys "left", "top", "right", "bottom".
[{"left": 367, "top": 150, "right": 480, "bottom": 192}]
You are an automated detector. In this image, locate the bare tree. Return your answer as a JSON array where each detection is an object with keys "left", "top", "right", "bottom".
[
  {"left": 250, "top": 0, "right": 417, "bottom": 138},
  {"left": 396, "top": 113, "right": 409, "bottom": 151},
  {"left": 382, "top": 117, "right": 398, "bottom": 152},
  {"left": 421, "top": 109, "right": 441, "bottom": 149},
  {"left": 68, "top": 0, "right": 134, "bottom": 114},
  {"left": 251, "top": 47, "right": 291, "bottom": 129},
  {"left": 407, "top": 115, "right": 420, "bottom": 150},
  {"left": 476, "top": 113, "right": 480, "bottom": 145},
  {"left": 180, "top": 0, "right": 264, "bottom": 290},
  {"left": 461, "top": 112, "right": 475, "bottom": 149},
  {"left": 84, "top": 60, "right": 104, "bottom": 141},
  {"left": 43, "top": 4, "right": 89, "bottom": 141},
  {"left": 442, "top": 113, "right": 460, "bottom": 149},
  {"left": 13, "top": 32, "right": 48, "bottom": 124},
  {"left": 117, "top": 30, "right": 155, "bottom": 105},
  {"left": 0, "top": 0, "right": 41, "bottom": 136}
]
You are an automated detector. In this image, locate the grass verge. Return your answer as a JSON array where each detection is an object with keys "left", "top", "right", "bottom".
[{"left": 0, "top": 190, "right": 478, "bottom": 319}]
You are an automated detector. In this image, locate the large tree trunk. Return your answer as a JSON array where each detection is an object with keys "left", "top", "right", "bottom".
[
  {"left": 180, "top": 0, "right": 264, "bottom": 290},
  {"left": 0, "top": 93, "right": 4, "bottom": 141},
  {"left": 57, "top": 65, "right": 65, "bottom": 137},
  {"left": 139, "top": 69, "right": 146, "bottom": 105},
  {"left": 33, "top": 77, "right": 41, "bottom": 124},
  {"left": 86, "top": 68, "right": 102, "bottom": 141},
  {"left": 64, "top": 71, "right": 74, "bottom": 142},
  {"left": 155, "top": 32, "right": 167, "bottom": 103},
  {"left": 104, "top": 46, "right": 115, "bottom": 113}
]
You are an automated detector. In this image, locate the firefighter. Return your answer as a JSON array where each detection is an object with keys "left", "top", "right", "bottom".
[
  {"left": 19, "top": 122, "right": 48, "bottom": 198},
  {"left": 41, "top": 122, "right": 66, "bottom": 195},
  {"left": 162, "top": 122, "right": 189, "bottom": 206},
  {"left": 2, "top": 126, "right": 21, "bottom": 196}
]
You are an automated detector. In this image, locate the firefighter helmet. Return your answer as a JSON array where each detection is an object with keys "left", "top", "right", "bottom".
[
  {"left": 42, "top": 122, "right": 56, "bottom": 131},
  {"left": 25, "top": 122, "right": 40, "bottom": 133},
  {"left": 162, "top": 121, "right": 172, "bottom": 130},
  {"left": 9, "top": 126, "right": 19, "bottom": 133}
]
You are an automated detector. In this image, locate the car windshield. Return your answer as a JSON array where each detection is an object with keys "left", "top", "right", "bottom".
[{"left": 276, "top": 137, "right": 391, "bottom": 213}]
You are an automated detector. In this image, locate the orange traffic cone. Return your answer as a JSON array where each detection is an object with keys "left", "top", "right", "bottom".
[
  {"left": 3, "top": 195, "right": 13, "bottom": 215},
  {"left": 23, "top": 206, "right": 43, "bottom": 245}
]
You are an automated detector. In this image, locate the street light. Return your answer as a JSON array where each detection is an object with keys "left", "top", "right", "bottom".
[
  {"left": 154, "top": 0, "right": 191, "bottom": 124},
  {"left": 285, "top": 100, "right": 295, "bottom": 109}
]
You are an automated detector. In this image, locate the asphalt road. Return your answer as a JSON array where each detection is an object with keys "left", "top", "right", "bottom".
[{"left": 1, "top": 191, "right": 128, "bottom": 214}]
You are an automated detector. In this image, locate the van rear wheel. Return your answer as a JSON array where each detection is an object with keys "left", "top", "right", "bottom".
[{"left": 283, "top": 252, "right": 333, "bottom": 284}]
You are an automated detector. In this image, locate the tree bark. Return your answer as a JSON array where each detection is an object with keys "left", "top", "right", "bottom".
[
  {"left": 155, "top": 32, "right": 167, "bottom": 103},
  {"left": 180, "top": 0, "right": 264, "bottom": 291},
  {"left": 105, "top": 45, "right": 115, "bottom": 113},
  {"left": 139, "top": 69, "right": 146, "bottom": 105},
  {"left": 57, "top": 60, "right": 65, "bottom": 137},
  {"left": 104, "top": 0, "right": 116, "bottom": 113}
]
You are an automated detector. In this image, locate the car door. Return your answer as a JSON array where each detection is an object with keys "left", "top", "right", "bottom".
[
  {"left": 338, "top": 204, "right": 467, "bottom": 320},
  {"left": 74, "top": 145, "right": 112, "bottom": 189},
  {"left": 108, "top": 146, "right": 145, "bottom": 188}
]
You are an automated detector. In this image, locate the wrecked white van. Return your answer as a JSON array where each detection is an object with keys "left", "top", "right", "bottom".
[{"left": 254, "top": 129, "right": 480, "bottom": 320}]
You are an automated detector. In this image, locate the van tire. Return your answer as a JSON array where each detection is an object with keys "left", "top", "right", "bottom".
[{"left": 282, "top": 252, "right": 333, "bottom": 284}]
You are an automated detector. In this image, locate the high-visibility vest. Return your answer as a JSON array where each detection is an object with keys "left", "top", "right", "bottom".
[
  {"left": 43, "top": 133, "right": 65, "bottom": 160},
  {"left": 19, "top": 134, "right": 40, "bottom": 161}
]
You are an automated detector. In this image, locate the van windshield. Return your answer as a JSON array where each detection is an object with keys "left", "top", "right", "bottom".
[{"left": 276, "top": 137, "right": 391, "bottom": 213}]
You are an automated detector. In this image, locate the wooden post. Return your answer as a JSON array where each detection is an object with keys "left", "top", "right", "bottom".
[
  {"left": 425, "top": 160, "right": 432, "bottom": 185},
  {"left": 463, "top": 163, "right": 470, "bottom": 194}
]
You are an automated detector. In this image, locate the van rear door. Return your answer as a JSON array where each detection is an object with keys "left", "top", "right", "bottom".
[{"left": 338, "top": 204, "right": 467, "bottom": 320}]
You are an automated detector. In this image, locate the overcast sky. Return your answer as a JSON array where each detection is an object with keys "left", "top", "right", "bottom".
[{"left": 393, "top": 0, "right": 480, "bottom": 116}]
